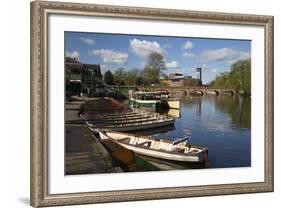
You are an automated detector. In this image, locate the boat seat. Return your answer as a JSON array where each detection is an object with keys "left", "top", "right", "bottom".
[
  {"left": 118, "top": 137, "right": 131, "bottom": 143},
  {"left": 171, "top": 149, "right": 185, "bottom": 153},
  {"left": 136, "top": 141, "right": 152, "bottom": 147}
]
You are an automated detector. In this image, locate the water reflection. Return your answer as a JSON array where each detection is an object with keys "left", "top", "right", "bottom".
[
  {"left": 123, "top": 95, "right": 251, "bottom": 169},
  {"left": 152, "top": 95, "right": 251, "bottom": 169},
  {"left": 138, "top": 155, "right": 210, "bottom": 170},
  {"left": 181, "top": 95, "right": 251, "bottom": 129},
  {"left": 214, "top": 96, "right": 251, "bottom": 129},
  {"left": 181, "top": 96, "right": 202, "bottom": 116}
]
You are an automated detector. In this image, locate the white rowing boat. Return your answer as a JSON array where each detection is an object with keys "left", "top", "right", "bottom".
[
  {"left": 87, "top": 117, "right": 167, "bottom": 125},
  {"left": 87, "top": 113, "right": 153, "bottom": 120},
  {"left": 87, "top": 115, "right": 156, "bottom": 122},
  {"left": 98, "top": 131, "right": 208, "bottom": 163},
  {"left": 87, "top": 118, "right": 175, "bottom": 131}
]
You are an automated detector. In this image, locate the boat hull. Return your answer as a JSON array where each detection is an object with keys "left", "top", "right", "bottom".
[
  {"left": 118, "top": 143, "right": 203, "bottom": 162},
  {"left": 162, "top": 99, "right": 180, "bottom": 109},
  {"left": 167, "top": 108, "right": 181, "bottom": 118},
  {"left": 129, "top": 98, "right": 162, "bottom": 110},
  {"left": 99, "top": 131, "right": 206, "bottom": 163},
  {"left": 99, "top": 119, "right": 175, "bottom": 131}
]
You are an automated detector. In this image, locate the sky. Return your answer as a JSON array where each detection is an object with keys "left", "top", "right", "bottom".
[{"left": 65, "top": 32, "right": 251, "bottom": 84}]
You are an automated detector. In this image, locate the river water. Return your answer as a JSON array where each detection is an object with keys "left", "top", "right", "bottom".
[{"left": 134, "top": 95, "right": 251, "bottom": 169}]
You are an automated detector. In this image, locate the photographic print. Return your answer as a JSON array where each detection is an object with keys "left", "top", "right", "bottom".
[
  {"left": 65, "top": 32, "right": 251, "bottom": 175},
  {"left": 31, "top": 1, "right": 273, "bottom": 206}
]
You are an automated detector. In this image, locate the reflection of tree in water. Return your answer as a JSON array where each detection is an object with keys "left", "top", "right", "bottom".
[
  {"left": 181, "top": 95, "right": 251, "bottom": 129},
  {"left": 181, "top": 96, "right": 204, "bottom": 116},
  {"left": 214, "top": 96, "right": 251, "bottom": 129}
]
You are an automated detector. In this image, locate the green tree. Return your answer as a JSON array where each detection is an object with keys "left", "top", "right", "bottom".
[
  {"left": 162, "top": 73, "right": 169, "bottom": 79},
  {"left": 103, "top": 70, "right": 115, "bottom": 85},
  {"left": 126, "top": 69, "right": 140, "bottom": 85},
  {"left": 242, "top": 60, "right": 251, "bottom": 93},
  {"left": 135, "top": 76, "right": 144, "bottom": 86},
  {"left": 143, "top": 52, "right": 166, "bottom": 85},
  {"left": 114, "top": 68, "right": 126, "bottom": 85},
  {"left": 210, "top": 59, "right": 251, "bottom": 94}
]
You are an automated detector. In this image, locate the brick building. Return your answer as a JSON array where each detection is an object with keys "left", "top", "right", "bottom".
[{"left": 161, "top": 72, "right": 202, "bottom": 87}]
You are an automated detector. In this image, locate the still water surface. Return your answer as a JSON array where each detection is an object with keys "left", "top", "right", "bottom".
[{"left": 135, "top": 95, "right": 251, "bottom": 169}]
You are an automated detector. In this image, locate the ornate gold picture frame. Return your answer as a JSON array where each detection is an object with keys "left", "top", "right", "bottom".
[{"left": 30, "top": 1, "right": 273, "bottom": 207}]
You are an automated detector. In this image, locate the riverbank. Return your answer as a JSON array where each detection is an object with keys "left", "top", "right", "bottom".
[
  {"left": 65, "top": 97, "right": 158, "bottom": 174},
  {"left": 65, "top": 99, "right": 122, "bottom": 174}
]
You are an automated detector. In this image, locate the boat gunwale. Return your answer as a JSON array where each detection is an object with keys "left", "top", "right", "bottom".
[
  {"left": 90, "top": 118, "right": 175, "bottom": 128},
  {"left": 85, "top": 111, "right": 159, "bottom": 117},
  {"left": 101, "top": 131, "right": 208, "bottom": 158},
  {"left": 87, "top": 113, "right": 159, "bottom": 119},
  {"left": 86, "top": 115, "right": 159, "bottom": 121},
  {"left": 129, "top": 97, "right": 162, "bottom": 104},
  {"left": 88, "top": 117, "right": 169, "bottom": 125},
  {"left": 84, "top": 111, "right": 139, "bottom": 116}
]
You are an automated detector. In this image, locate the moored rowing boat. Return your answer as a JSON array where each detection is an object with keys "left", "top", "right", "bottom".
[
  {"left": 129, "top": 97, "right": 162, "bottom": 110},
  {"left": 98, "top": 131, "right": 208, "bottom": 163},
  {"left": 87, "top": 115, "right": 156, "bottom": 122},
  {"left": 87, "top": 118, "right": 175, "bottom": 131},
  {"left": 164, "top": 98, "right": 181, "bottom": 109},
  {"left": 88, "top": 117, "right": 168, "bottom": 125}
]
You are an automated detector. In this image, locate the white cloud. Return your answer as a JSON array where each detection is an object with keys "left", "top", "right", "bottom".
[
  {"left": 183, "top": 41, "right": 193, "bottom": 49},
  {"left": 100, "top": 64, "right": 110, "bottom": 74},
  {"left": 227, "top": 60, "right": 237, "bottom": 65},
  {"left": 129, "top": 38, "right": 165, "bottom": 58},
  {"left": 79, "top": 37, "right": 95, "bottom": 45},
  {"left": 211, "top": 68, "right": 219, "bottom": 73},
  {"left": 201, "top": 48, "right": 250, "bottom": 63},
  {"left": 183, "top": 52, "right": 196, "bottom": 58},
  {"left": 91, "top": 49, "right": 128, "bottom": 65},
  {"left": 65, "top": 50, "right": 80, "bottom": 59},
  {"left": 226, "top": 57, "right": 249, "bottom": 65},
  {"left": 165, "top": 61, "right": 180, "bottom": 68}
]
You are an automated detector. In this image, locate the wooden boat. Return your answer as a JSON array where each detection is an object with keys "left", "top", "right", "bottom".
[
  {"left": 88, "top": 117, "right": 167, "bottom": 125},
  {"left": 80, "top": 105, "right": 175, "bottom": 131},
  {"left": 86, "top": 111, "right": 139, "bottom": 117},
  {"left": 87, "top": 115, "right": 155, "bottom": 122},
  {"left": 161, "top": 98, "right": 181, "bottom": 109},
  {"left": 98, "top": 131, "right": 208, "bottom": 163},
  {"left": 86, "top": 117, "right": 175, "bottom": 132},
  {"left": 167, "top": 108, "right": 181, "bottom": 118},
  {"left": 129, "top": 97, "right": 162, "bottom": 110},
  {"left": 85, "top": 108, "right": 157, "bottom": 117},
  {"left": 130, "top": 91, "right": 180, "bottom": 110},
  {"left": 138, "top": 154, "right": 208, "bottom": 170},
  {"left": 85, "top": 112, "right": 163, "bottom": 122},
  {"left": 87, "top": 114, "right": 166, "bottom": 123}
]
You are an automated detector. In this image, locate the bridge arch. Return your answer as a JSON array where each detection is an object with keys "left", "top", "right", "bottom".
[
  {"left": 222, "top": 90, "right": 235, "bottom": 96},
  {"left": 190, "top": 90, "right": 204, "bottom": 96},
  {"left": 206, "top": 90, "right": 219, "bottom": 96},
  {"left": 180, "top": 90, "right": 187, "bottom": 96}
]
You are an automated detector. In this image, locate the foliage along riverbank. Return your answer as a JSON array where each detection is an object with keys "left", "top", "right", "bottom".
[
  {"left": 209, "top": 59, "right": 251, "bottom": 95},
  {"left": 103, "top": 51, "right": 251, "bottom": 95},
  {"left": 103, "top": 52, "right": 166, "bottom": 86}
]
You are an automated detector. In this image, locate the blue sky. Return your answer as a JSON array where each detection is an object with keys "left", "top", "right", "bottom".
[{"left": 65, "top": 32, "right": 251, "bottom": 84}]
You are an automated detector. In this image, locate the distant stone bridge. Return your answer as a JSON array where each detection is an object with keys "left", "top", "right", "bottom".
[{"left": 138, "top": 87, "right": 236, "bottom": 96}]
